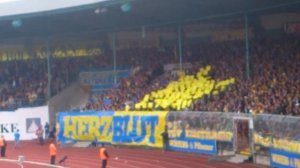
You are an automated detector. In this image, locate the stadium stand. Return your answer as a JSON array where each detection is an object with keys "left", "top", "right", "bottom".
[
  {"left": 1, "top": 35, "right": 299, "bottom": 116},
  {"left": 0, "top": 55, "right": 111, "bottom": 110},
  {"left": 81, "top": 37, "right": 300, "bottom": 116},
  {"left": 2, "top": 1, "right": 300, "bottom": 168},
  {"left": 192, "top": 37, "right": 300, "bottom": 115}
]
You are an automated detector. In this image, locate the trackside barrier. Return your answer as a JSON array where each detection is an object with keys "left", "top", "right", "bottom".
[
  {"left": 0, "top": 106, "right": 49, "bottom": 141},
  {"left": 270, "top": 149, "right": 300, "bottom": 168},
  {"left": 166, "top": 112, "right": 234, "bottom": 155},
  {"left": 57, "top": 111, "right": 300, "bottom": 166},
  {"left": 254, "top": 114, "right": 300, "bottom": 168}
]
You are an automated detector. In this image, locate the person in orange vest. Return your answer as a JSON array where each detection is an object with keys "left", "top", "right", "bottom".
[
  {"left": 49, "top": 139, "right": 57, "bottom": 165},
  {"left": 0, "top": 135, "right": 7, "bottom": 157},
  {"left": 99, "top": 143, "right": 109, "bottom": 168}
]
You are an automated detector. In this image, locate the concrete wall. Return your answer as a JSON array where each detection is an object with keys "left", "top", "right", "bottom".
[{"left": 48, "top": 82, "right": 89, "bottom": 125}]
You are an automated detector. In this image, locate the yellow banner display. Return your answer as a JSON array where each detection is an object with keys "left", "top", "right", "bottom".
[
  {"left": 169, "top": 129, "right": 233, "bottom": 142},
  {"left": 113, "top": 111, "right": 167, "bottom": 148},
  {"left": 59, "top": 112, "right": 113, "bottom": 143},
  {"left": 254, "top": 133, "right": 272, "bottom": 147},
  {"left": 273, "top": 138, "right": 300, "bottom": 154}
]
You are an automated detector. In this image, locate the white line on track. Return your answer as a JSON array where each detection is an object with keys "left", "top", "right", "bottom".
[{"left": 0, "top": 158, "right": 69, "bottom": 168}]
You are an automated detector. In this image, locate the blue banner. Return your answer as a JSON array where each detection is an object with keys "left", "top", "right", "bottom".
[
  {"left": 168, "top": 138, "right": 217, "bottom": 155},
  {"left": 112, "top": 111, "right": 167, "bottom": 148},
  {"left": 79, "top": 69, "right": 129, "bottom": 92},
  {"left": 57, "top": 111, "right": 167, "bottom": 148},
  {"left": 270, "top": 149, "right": 300, "bottom": 168}
]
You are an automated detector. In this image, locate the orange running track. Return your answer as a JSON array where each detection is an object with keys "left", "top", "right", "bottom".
[{"left": 0, "top": 140, "right": 267, "bottom": 168}]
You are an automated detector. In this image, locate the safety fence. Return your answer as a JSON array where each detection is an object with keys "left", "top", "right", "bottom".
[
  {"left": 253, "top": 114, "right": 300, "bottom": 168},
  {"left": 57, "top": 111, "right": 300, "bottom": 167},
  {"left": 166, "top": 112, "right": 234, "bottom": 155}
]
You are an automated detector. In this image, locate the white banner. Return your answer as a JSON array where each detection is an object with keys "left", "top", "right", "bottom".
[
  {"left": 163, "top": 63, "right": 193, "bottom": 72},
  {"left": 0, "top": 106, "right": 49, "bottom": 141}
]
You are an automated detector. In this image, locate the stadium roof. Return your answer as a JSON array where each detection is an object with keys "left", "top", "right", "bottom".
[{"left": 0, "top": 0, "right": 300, "bottom": 40}]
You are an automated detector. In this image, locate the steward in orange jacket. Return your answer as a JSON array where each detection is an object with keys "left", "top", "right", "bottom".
[
  {"left": 99, "top": 144, "right": 109, "bottom": 168},
  {"left": 0, "top": 135, "right": 7, "bottom": 157},
  {"left": 49, "top": 139, "right": 57, "bottom": 165}
]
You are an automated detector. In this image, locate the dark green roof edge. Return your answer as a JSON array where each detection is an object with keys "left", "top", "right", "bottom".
[{"left": 0, "top": 0, "right": 136, "bottom": 21}]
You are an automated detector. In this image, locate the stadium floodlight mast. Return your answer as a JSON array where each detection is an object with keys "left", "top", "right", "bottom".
[{"left": 141, "top": 25, "right": 146, "bottom": 38}]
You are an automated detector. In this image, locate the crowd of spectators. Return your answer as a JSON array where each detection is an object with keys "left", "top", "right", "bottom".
[
  {"left": 83, "top": 36, "right": 300, "bottom": 116},
  {"left": 0, "top": 60, "right": 47, "bottom": 110},
  {"left": 1, "top": 34, "right": 299, "bottom": 116},
  {"left": 191, "top": 37, "right": 300, "bottom": 116},
  {"left": 84, "top": 47, "right": 175, "bottom": 111},
  {"left": 0, "top": 54, "right": 113, "bottom": 110},
  {"left": 0, "top": 46, "right": 173, "bottom": 110}
]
